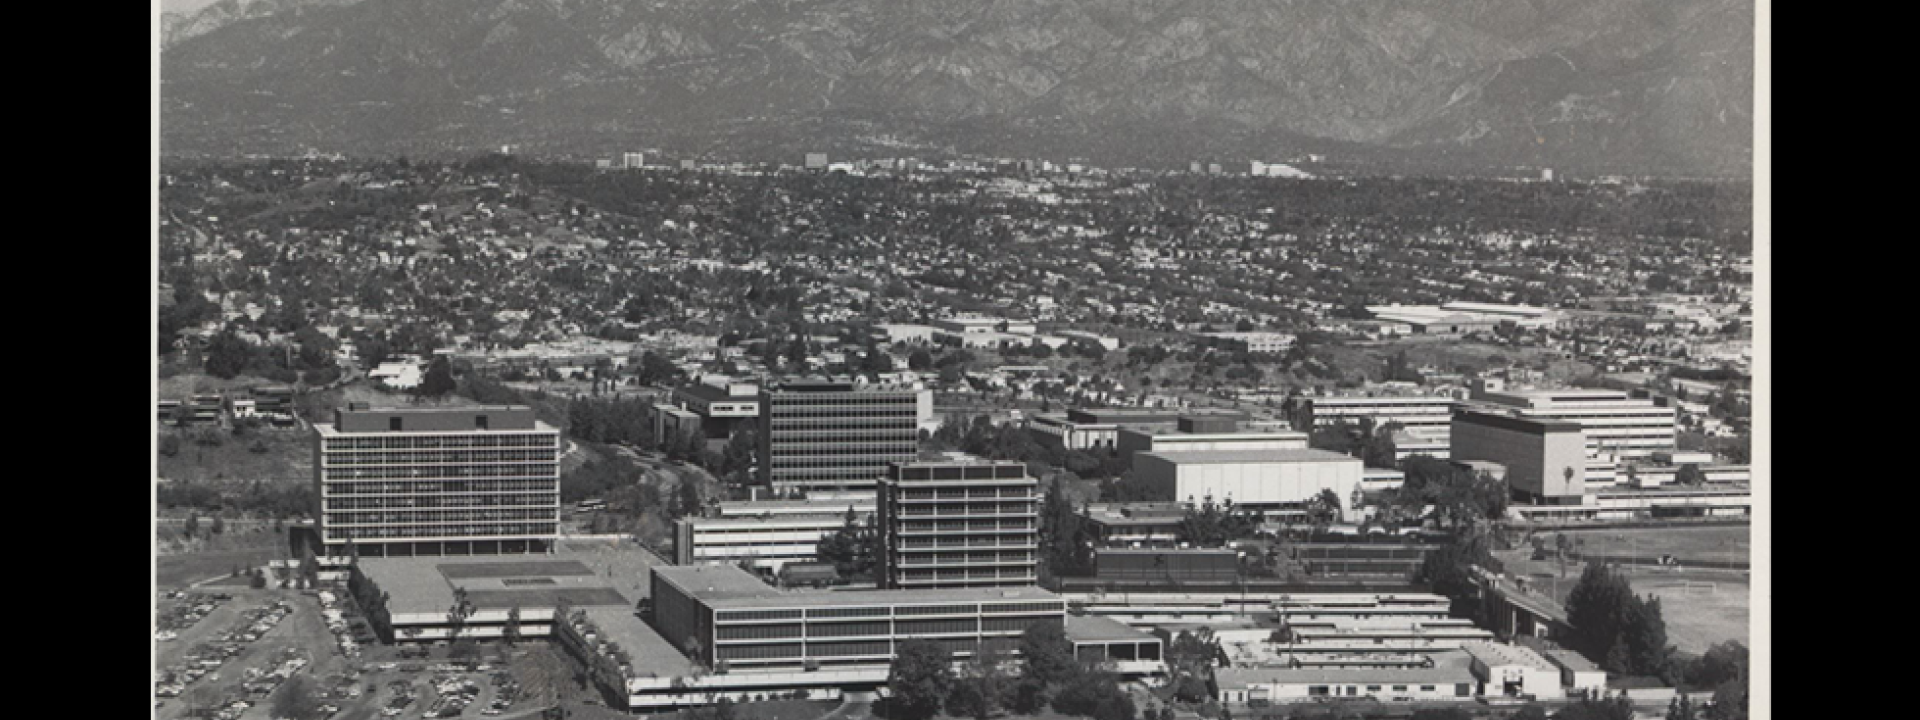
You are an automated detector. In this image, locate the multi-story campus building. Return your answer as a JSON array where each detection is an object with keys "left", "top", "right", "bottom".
[
  {"left": 676, "top": 500, "right": 874, "bottom": 572},
  {"left": 1114, "top": 416, "right": 1309, "bottom": 462},
  {"left": 1297, "top": 395, "right": 1458, "bottom": 460},
  {"left": 876, "top": 455, "right": 1041, "bottom": 589},
  {"left": 757, "top": 380, "right": 929, "bottom": 495},
  {"left": 1450, "top": 410, "right": 1587, "bottom": 504},
  {"left": 1470, "top": 388, "right": 1677, "bottom": 459},
  {"left": 650, "top": 564, "right": 1067, "bottom": 672},
  {"left": 1027, "top": 407, "right": 1248, "bottom": 451},
  {"left": 672, "top": 379, "right": 762, "bottom": 440},
  {"left": 311, "top": 404, "right": 561, "bottom": 557}
]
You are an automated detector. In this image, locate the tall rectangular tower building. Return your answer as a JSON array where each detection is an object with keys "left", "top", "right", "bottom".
[
  {"left": 312, "top": 404, "right": 561, "bottom": 557},
  {"left": 877, "top": 455, "right": 1040, "bottom": 589},
  {"left": 758, "top": 380, "right": 924, "bottom": 495}
]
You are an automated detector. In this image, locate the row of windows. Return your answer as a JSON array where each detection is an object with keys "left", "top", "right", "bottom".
[
  {"left": 718, "top": 623, "right": 804, "bottom": 641},
  {"left": 897, "top": 569, "right": 1037, "bottom": 583},
  {"left": 896, "top": 618, "right": 976, "bottom": 635},
  {"left": 716, "top": 609, "right": 804, "bottom": 622},
  {"left": 899, "top": 520, "right": 1036, "bottom": 533},
  {"left": 324, "top": 449, "right": 557, "bottom": 465},
  {"left": 324, "top": 509, "right": 557, "bottom": 525},
  {"left": 897, "top": 489, "right": 1039, "bottom": 501},
  {"left": 325, "top": 434, "right": 555, "bottom": 451},
  {"left": 326, "top": 494, "right": 555, "bottom": 510},
  {"left": 324, "top": 480, "right": 558, "bottom": 495},
  {"left": 767, "top": 419, "right": 919, "bottom": 431},
  {"left": 809, "top": 641, "right": 892, "bottom": 658},
  {"left": 896, "top": 551, "right": 1035, "bottom": 566},
  {"left": 896, "top": 503, "right": 1038, "bottom": 517},
  {"left": 716, "top": 643, "right": 803, "bottom": 660},
  {"left": 323, "top": 523, "right": 556, "bottom": 540},
  {"left": 325, "top": 465, "right": 558, "bottom": 480},
  {"left": 900, "top": 537, "right": 1036, "bottom": 550},
  {"left": 808, "top": 607, "right": 890, "bottom": 620}
]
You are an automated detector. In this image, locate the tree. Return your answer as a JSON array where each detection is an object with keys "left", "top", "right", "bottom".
[
  {"left": 503, "top": 605, "right": 523, "bottom": 647},
  {"left": 908, "top": 349, "right": 934, "bottom": 371},
  {"left": 160, "top": 434, "right": 183, "bottom": 457},
  {"left": 949, "top": 639, "right": 1012, "bottom": 720},
  {"left": 204, "top": 330, "right": 253, "bottom": 379},
  {"left": 1676, "top": 464, "right": 1706, "bottom": 486},
  {"left": 272, "top": 674, "right": 324, "bottom": 720},
  {"left": 1306, "top": 488, "right": 1343, "bottom": 534},
  {"left": 1409, "top": 710, "right": 1473, "bottom": 720},
  {"left": 1556, "top": 694, "right": 1638, "bottom": 720},
  {"left": 816, "top": 508, "right": 878, "bottom": 580},
  {"left": 183, "top": 514, "right": 200, "bottom": 539},
  {"left": 416, "top": 356, "right": 457, "bottom": 398},
  {"left": 1509, "top": 705, "right": 1551, "bottom": 720},
  {"left": 211, "top": 516, "right": 226, "bottom": 535},
  {"left": 674, "top": 478, "right": 704, "bottom": 520},
  {"left": 1566, "top": 563, "right": 1672, "bottom": 678},
  {"left": 446, "top": 586, "right": 478, "bottom": 661},
  {"left": 1015, "top": 622, "right": 1078, "bottom": 711},
  {"left": 1691, "top": 640, "right": 1748, "bottom": 688},
  {"left": 887, "top": 639, "right": 955, "bottom": 720},
  {"left": 1165, "top": 629, "right": 1225, "bottom": 703},
  {"left": 1667, "top": 694, "right": 1699, "bottom": 720}
]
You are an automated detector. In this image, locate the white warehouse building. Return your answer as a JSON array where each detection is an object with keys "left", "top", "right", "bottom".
[{"left": 1133, "top": 448, "right": 1363, "bottom": 517}]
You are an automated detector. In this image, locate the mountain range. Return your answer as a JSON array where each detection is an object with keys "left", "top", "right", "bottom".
[{"left": 159, "top": 0, "right": 1755, "bottom": 177}]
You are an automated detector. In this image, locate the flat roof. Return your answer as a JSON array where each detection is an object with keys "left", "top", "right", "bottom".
[
  {"left": 1213, "top": 650, "right": 1475, "bottom": 687},
  {"left": 653, "top": 565, "right": 1063, "bottom": 609},
  {"left": 1452, "top": 408, "right": 1584, "bottom": 434},
  {"left": 1460, "top": 641, "right": 1557, "bottom": 671},
  {"left": 1136, "top": 448, "right": 1360, "bottom": 465},
  {"left": 1064, "top": 615, "right": 1159, "bottom": 644},
  {"left": 578, "top": 606, "right": 699, "bottom": 678},
  {"left": 361, "top": 546, "right": 659, "bottom": 615}
]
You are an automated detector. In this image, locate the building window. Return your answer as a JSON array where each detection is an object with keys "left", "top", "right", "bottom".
[
  {"left": 390, "top": 418, "right": 403, "bottom": 432},
  {"left": 476, "top": 415, "right": 489, "bottom": 430}
]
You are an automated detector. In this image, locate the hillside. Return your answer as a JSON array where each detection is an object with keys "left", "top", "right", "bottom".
[{"left": 158, "top": 0, "right": 1754, "bottom": 176}]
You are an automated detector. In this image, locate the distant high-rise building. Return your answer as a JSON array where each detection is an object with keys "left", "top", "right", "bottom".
[
  {"left": 877, "top": 455, "right": 1040, "bottom": 589},
  {"left": 312, "top": 405, "right": 560, "bottom": 557},
  {"left": 1189, "top": 161, "right": 1205, "bottom": 174},
  {"left": 624, "top": 152, "right": 645, "bottom": 169},
  {"left": 758, "top": 380, "right": 927, "bottom": 495},
  {"left": 595, "top": 159, "right": 613, "bottom": 169},
  {"left": 805, "top": 152, "right": 829, "bottom": 170},
  {"left": 1208, "top": 163, "right": 1223, "bottom": 175},
  {"left": 500, "top": 145, "right": 513, "bottom": 155},
  {"left": 679, "top": 159, "right": 696, "bottom": 170},
  {"left": 1541, "top": 168, "right": 1555, "bottom": 182}
]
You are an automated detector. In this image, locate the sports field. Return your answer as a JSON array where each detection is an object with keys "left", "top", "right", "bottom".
[
  {"left": 1512, "top": 525, "right": 1752, "bottom": 656},
  {"left": 1547, "top": 525, "right": 1750, "bottom": 566}
]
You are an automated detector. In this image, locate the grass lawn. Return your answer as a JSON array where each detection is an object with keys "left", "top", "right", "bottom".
[
  {"left": 156, "top": 546, "right": 280, "bottom": 587},
  {"left": 156, "top": 427, "right": 310, "bottom": 484},
  {"left": 1546, "top": 526, "right": 1750, "bottom": 565}
]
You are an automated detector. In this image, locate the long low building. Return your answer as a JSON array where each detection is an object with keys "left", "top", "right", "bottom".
[
  {"left": 1132, "top": 448, "right": 1363, "bottom": 515},
  {"left": 1508, "top": 484, "right": 1753, "bottom": 522},
  {"left": 675, "top": 510, "right": 870, "bottom": 572},
  {"left": 651, "top": 564, "right": 1070, "bottom": 672},
  {"left": 1215, "top": 651, "right": 1479, "bottom": 704}
]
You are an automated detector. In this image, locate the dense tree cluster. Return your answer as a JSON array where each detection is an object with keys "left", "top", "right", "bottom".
[
  {"left": 888, "top": 624, "right": 1137, "bottom": 720},
  {"left": 1564, "top": 562, "right": 1674, "bottom": 680}
]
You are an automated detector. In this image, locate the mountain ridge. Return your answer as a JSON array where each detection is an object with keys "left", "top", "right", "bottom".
[{"left": 159, "top": 0, "right": 1754, "bottom": 176}]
